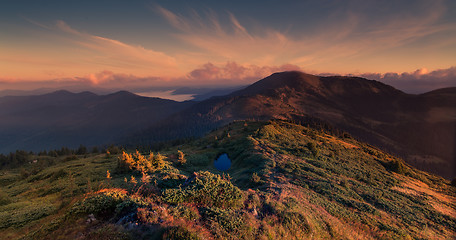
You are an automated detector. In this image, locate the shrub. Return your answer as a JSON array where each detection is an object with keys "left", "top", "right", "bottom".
[
  {"left": 117, "top": 151, "right": 166, "bottom": 173},
  {"left": 201, "top": 207, "right": 243, "bottom": 233},
  {"left": 162, "top": 226, "right": 201, "bottom": 240},
  {"left": 385, "top": 159, "right": 407, "bottom": 174},
  {"left": 278, "top": 211, "right": 311, "bottom": 234},
  {"left": 49, "top": 169, "right": 68, "bottom": 182},
  {"left": 69, "top": 188, "right": 147, "bottom": 219},
  {"left": 162, "top": 171, "right": 243, "bottom": 208},
  {"left": 307, "top": 142, "right": 319, "bottom": 156},
  {"left": 86, "top": 224, "right": 131, "bottom": 240},
  {"left": 178, "top": 150, "right": 186, "bottom": 165},
  {"left": 251, "top": 172, "right": 261, "bottom": 184},
  {"left": 0, "top": 190, "right": 11, "bottom": 206},
  {"left": 136, "top": 205, "right": 171, "bottom": 225},
  {"left": 0, "top": 201, "right": 56, "bottom": 228},
  {"left": 169, "top": 205, "right": 200, "bottom": 221},
  {"left": 63, "top": 155, "right": 78, "bottom": 161}
]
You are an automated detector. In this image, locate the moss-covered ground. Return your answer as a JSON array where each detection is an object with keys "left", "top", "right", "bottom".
[{"left": 0, "top": 120, "right": 455, "bottom": 239}]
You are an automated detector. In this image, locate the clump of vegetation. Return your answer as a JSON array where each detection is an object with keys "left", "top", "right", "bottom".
[
  {"left": 1, "top": 120, "right": 455, "bottom": 240},
  {"left": 384, "top": 158, "right": 408, "bottom": 174},
  {"left": 201, "top": 207, "right": 244, "bottom": 233},
  {"left": 0, "top": 201, "right": 56, "bottom": 228},
  {"left": 251, "top": 172, "right": 261, "bottom": 184},
  {"left": 162, "top": 226, "right": 201, "bottom": 240},
  {"left": 162, "top": 171, "right": 243, "bottom": 208},
  {"left": 70, "top": 188, "right": 148, "bottom": 219},
  {"left": 307, "top": 142, "right": 319, "bottom": 156},
  {"left": 116, "top": 150, "right": 165, "bottom": 173},
  {"left": 177, "top": 150, "right": 186, "bottom": 165}
]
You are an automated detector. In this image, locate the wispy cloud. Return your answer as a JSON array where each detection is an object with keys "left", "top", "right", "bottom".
[
  {"left": 52, "top": 20, "right": 178, "bottom": 76},
  {"left": 156, "top": 2, "right": 455, "bottom": 72}
]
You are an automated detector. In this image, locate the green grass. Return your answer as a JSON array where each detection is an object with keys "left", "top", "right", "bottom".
[{"left": 0, "top": 120, "right": 455, "bottom": 239}]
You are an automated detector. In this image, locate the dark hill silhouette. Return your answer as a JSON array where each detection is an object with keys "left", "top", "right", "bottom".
[
  {"left": 131, "top": 71, "right": 455, "bottom": 178},
  {"left": 0, "top": 91, "right": 195, "bottom": 153}
]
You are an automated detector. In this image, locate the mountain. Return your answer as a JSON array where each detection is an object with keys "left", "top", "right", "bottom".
[
  {"left": 1, "top": 120, "right": 454, "bottom": 239},
  {"left": 0, "top": 90, "right": 195, "bottom": 153},
  {"left": 132, "top": 71, "right": 456, "bottom": 178}
]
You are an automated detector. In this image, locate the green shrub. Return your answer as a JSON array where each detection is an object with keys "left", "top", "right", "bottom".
[
  {"left": 385, "top": 159, "right": 407, "bottom": 174},
  {"left": 162, "top": 171, "right": 243, "bottom": 208},
  {"left": 0, "top": 190, "right": 11, "bottom": 206},
  {"left": 307, "top": 142, "right": 319, "bottom": 157},
  {"left": 69, "top": 188, "right": 147, "bottom": 219},
  {"left": 49, "top": 168, "right": 68, "bottom": 182},
  {"left": 162, "top": 226, "right": 200, "bottom": 240},
  {"left": 0, "top": 201, "right": 56, "bottom": 228},
  {"left": 278, "top": 211, "right": 311, "bottom": 234},
  {"left": 86, "top": 224, "right": 131, "bottom": 240},
  {"left": 170, "top": 205, "right": 200, "bottom": 221},
  {"left": 251, "top": 172, "right": 261, "bottom": 184},
  {"left": 201, "top": 207, "right": 243, "bottom": 233}
]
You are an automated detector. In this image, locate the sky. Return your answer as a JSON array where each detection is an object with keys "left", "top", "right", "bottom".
[{"left": 1, "top": 0, "right": 456, "bottom": 94}]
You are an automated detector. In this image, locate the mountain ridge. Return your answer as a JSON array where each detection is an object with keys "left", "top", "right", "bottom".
[
  {"left": 0, "top": 90, "right": 195, "bottom": 153},
  {"left": 131, "top": 71, "right": 455, "bottom": 178},
  {"left": 0, "top": 72, "right": 454, "bottom": 178},
  {"left": 1, "top": 120, "right": 454, "bottom": 239}
]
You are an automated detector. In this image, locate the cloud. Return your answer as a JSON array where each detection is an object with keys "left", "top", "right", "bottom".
[
  {"left": 53, "top": 20, "right": 178, "bottom": 76},
  {"left": 188, "top": 62, "right": 301, "bottom": 83},
  {"left": 55, "top": 20, "right": 81, "bottom": 35},
  {"left": 359, "top": 66, "right": 456, "bottom": 93},
  {"left": 2, "top": 64, "right": 454, "bottom": 95},
  {"left": 156, "top": 3, "right": 455, "bottom": 72},
  {"left": 73, "top": 62, "right": 302, "bottom": 88},
  {"left": 0, "top": 62, "right": 303, "bottom": 92}
]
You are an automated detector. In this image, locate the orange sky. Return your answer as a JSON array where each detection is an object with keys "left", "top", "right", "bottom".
[{"left": 1, "top": 1, "right": 455, "bottom": 93}]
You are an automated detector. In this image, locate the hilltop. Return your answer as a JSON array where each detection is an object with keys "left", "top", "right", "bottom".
[
  {"left": 134, "top": 71, "right": 456, "bottom": 178},
  {"left": 0, "top": 120, "right": 454, "bottom": 239},
  {"left": 1, "top": 71, "right": 454, "bottom": 179}
]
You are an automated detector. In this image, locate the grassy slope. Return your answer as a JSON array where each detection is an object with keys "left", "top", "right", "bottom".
[{"left": 0, "top": 120, "right": 455, "bottom": 239}]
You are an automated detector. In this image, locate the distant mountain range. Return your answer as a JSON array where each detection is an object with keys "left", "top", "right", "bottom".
[
  {"left": 0, "top": 90, "right": 194, "bottom": 153},
  {"left": 0, "top": 71, "right": 454, "bottom": 178},
  {"left": 131, "top": 72, "right": 456, "bottom": 178}
]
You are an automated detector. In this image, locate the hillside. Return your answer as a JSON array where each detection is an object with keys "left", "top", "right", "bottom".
[
  {"left": 1, "top": 120, "right": 454, "bottom": 239},
  {"left": 132, "top": 71, "right": 456, "bottom": 179},
  {"left": 0, "top": 90, "right": 195, "bottom": 153}
]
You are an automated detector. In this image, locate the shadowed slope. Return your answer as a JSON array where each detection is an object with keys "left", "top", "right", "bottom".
[
  {"left": 0, "top": 91, "right": 195, "bottom": 153},
  {"left": 132, "top": 71, "right": 455, "bottom": 178}
]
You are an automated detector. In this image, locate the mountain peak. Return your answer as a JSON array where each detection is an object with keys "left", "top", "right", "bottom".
[
  {"left": 45, "top": 89, "right": 74, "bottom": 96},
  {"left": 236, "top": 71, "right": 321, "bottom": 96}
]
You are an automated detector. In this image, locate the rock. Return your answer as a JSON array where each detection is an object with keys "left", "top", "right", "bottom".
[{"left": 86, "top": 214, "right": 96, "bottom": 224}]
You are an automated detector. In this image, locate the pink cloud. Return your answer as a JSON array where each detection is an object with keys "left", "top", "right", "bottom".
[
  {"left": 53, "top": 20, "right": 178, "bottom": 76},
  {"left": 359, "top": 66, "right": 456, "bottom": 93},
  {"left": 187, "top": 62, "right": 302, "bottom": 83}
]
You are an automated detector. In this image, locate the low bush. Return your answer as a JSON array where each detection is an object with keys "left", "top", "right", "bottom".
[
  {"left": 201, "top": 207, "right": 244, "bottom": 233},
  {"left": 117, "top": 150, "right": 166, "bottom": 173},
  {"left": 0, "top": 201, "right": 56, "bottom": 228},
  {"left": 162, "top": 226, "right": 201, "bottom": 240},
  {"left": 162, "top": 171, "right": 243, "bottom": 208},
  {"left": 69, "top": 188, "right": 147, "bottom": 219}
]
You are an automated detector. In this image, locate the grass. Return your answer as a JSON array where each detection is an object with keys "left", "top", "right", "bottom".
[{"left": 0, "top": 120, "right": 455, "bottom": 239}]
